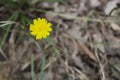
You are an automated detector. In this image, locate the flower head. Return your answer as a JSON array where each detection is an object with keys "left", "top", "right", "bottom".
[{"left": 29, "top": 18, "right": 52, "bottom": 40}]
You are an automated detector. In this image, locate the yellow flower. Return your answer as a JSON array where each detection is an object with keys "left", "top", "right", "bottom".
[{"left": 29, "top": 18, "right": 52, "bottom": 40}]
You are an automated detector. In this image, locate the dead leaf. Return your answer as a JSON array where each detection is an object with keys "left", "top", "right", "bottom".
[
  {"left": 90, "top": 0, "right": 101, "bottom": 8},
  {"left": 104, "top": 0, "right": 119, "bottom": 15},
  {"left": 78, "top": 43, "right": 97, "bottom": 61},
  {"left": 111, "top": 21, "right": 120, "bottom": 31}
]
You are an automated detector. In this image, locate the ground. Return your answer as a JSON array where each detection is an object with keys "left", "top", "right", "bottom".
[{"left": 0, "top": 0, "right": 120, "bottom": 80}]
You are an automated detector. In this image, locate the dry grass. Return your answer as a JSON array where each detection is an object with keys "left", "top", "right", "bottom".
[{"left": 0, "top": 0, "right": 120, "bottom": 80}]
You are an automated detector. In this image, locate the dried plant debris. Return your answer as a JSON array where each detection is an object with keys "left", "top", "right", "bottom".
[
  {"left": 0, "top": 0, "right": 120, "bottom": 80},
  {"left": 104, "top": 0, "right": 120, "bottom": 15}
]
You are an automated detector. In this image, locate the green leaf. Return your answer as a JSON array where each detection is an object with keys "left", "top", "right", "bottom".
[
  {"left": 21, "top": 16, "right": 31, "bottom": 26},
  {"left": 44, "top": 37, "right": 53, "bottom": 45}
]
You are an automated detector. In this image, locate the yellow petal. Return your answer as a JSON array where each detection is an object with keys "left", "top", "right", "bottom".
[
  {"left": 30, "top": 31, "right": 36, "bottom": 35},
  {"left": 33, "top": 19, "right": 38, "bottom": 24},
  {"left": 30, "top": 24, "right": 34, "bottom": 31},
  {"left": 29, "top": 18, "right": 52, "bottom": 40},
  {"left": 36, "top": 34, "right": 42, "bottom": 40}
]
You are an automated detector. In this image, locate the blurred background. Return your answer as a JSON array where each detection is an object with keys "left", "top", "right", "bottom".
[{"left": 0, "top": 0, "right": 120, "bottom": 80}]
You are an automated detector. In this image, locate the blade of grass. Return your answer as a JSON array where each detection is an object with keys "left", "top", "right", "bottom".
[
  {"left": 31, "top": 54, "right": 35, "bottom": 80},
  {"left": 30, "top": 38, "right": 46, "bottom": 80},
  {"left": 0, "top": 11, "right": 19, "bottom": 48},
  {"left": 33, "top": 8, "right": 104, "bottom": 23},
  {"left": 35, "top": 42, "right": 46, "bottom": 80},
  {"left": 0, "top": 21, "right": 16, "bottom": 27},
  {"left": 39, "top": 51, "right": 46, "bottom": 80},
  {"left": 0, "top": 21, "right": 15, "bottom": 23}
]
